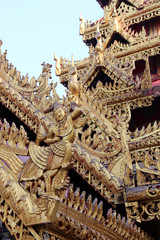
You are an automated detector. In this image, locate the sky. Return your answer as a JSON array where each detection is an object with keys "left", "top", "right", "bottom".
[{"left": 0, "top": 1, "right": 103, "bottom": 96}]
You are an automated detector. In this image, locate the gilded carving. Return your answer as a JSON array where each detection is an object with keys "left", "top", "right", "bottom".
[
  {"left": 79, "top": 12, "right": 85, "bottom": 35},
  {"left": 18, "top": 102, "right": 82, "bottom": 202},
  {"left": 54, "top": 53, "right": 61, "bottom": 76},
  {"left": 95, "top": 23, "right": 104, "bottom": 65},
  {"left": 67, "top": 55, "right": 79, "bottom": 104},
  {"left": 0, "top": 0, "right": 160, "bottom": 238}
]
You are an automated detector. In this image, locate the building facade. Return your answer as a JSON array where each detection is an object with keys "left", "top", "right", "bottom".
[{"left": 0, "top": 0, "right": 159, "bottom": 239}]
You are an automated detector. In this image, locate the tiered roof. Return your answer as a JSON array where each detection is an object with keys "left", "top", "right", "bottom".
[{"left": 0, "top": 0, "right": 160, "bottom": 239}]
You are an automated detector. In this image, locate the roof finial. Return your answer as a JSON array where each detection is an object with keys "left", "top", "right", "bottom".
[
  {"left": 54, "top": 52, "right": 61, "bottom": 76},
  {"left": 68, "top": 55, "right": 79, "bottom": 104},
  {"left": 80, "top": 12, "right": 83, "bottom": 21},
  {"left": 79, "top": 12, "right": 85, "bottom": 35},
  {"left": 113, "top": 7, "right": 117, "bottom": 17},
  {"left": 71, "top": 54, "right": 74, "bottom": 67},
  {"left": 95, "top": 23, "right": 104, "bottom": 65},
  {"left": 96, "top": 22, "right": 100, "bottom": 34},
  {"left": 113, "top": 7, "right": 119, "bottom": 32}
]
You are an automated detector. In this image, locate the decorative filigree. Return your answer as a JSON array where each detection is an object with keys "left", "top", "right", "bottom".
[
  {"left": 0, "top": 46, "right": 60, "bottom": 113},
  {"left": 0, "top": 196, "right": 41, "bottom": 240},
  {"left": 37, "top": 185, "right": 152, "bottom": 240},
  {"left": 0, "top": 166, "right": 59, "bottom": 240},
  {"left": 126, "top": 200, "right": 160, "bottom": 222},
  {"left": 109, "top": 36, "right": 160, "bottom": 59},
  {"left": 116, "top": 2, "right": 136, "bottom": 17},
  {"left": 125, "top": 1, "right": 160, "bottom": 26},
  {"left": 0, "top": 0, "right": 160, "bottom": 238},
  {"left": 0, "top": 119, "right": 28, "bottom": 152}
]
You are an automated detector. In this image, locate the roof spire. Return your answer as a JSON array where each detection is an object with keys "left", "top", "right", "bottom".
[
  {"left": 96, "top": 22, "right": 100, "bottom": 34},
  {"left": 79, "top": 12, "right": 85, "bottom": 35},
  {"left": 68, "top": 54, "right": 79, "bottom": 104},
  {"left": 54, "top": 52, "right": 61, "bottom": 76},
  {"left": 113, "top": 7, "right": 119, "bottom": 32},
  {"left": 95, "top": 23, "right": 104, "bottom": 65},
  {"left": 80, "top": 12, "right": 83, "bottom": 20},
  {"left": 71, "top": 54, "right": 74, "bottom": 67}
]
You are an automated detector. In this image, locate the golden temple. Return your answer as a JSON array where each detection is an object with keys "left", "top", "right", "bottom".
[{"left": 0, "top": 0, "right": 160, "bottom": 239}]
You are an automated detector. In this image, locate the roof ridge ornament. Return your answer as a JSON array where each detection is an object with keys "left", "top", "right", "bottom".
[
  {"left": 68, "top": 54, "right": 79, "bottom": 104},
  {"left": 79, "top": 12, "right": 85, "bottom": 35},
  {"left": 95, "top": 22, "right": 104, "bottom": 65},
  {"left": 113, "top": 7, "right": 119, "bottom": 32},
  {"left": 54, "top": 52, "right": 61, "bottom": 76}
]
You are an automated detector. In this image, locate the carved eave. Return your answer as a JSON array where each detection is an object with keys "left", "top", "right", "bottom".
[
  {"left": 121, "top": 118, "right": 160, "bottom": 223},
  {"left": 0, "top": 77, "right": 52, "bottom": 133},
  {"left": 82, "top": 1, "right": 160, "bottom": 44},
  {"left": 58, "top": 56, "right": 90, "bottom": 86},
  {"left": 124, "top": 0, "right": 160, "bottom": 26},
  {"left": 0, "top": 167, "right": 152, "bottom": 240},
  {"left": 125, "top": 184, "right": 160, "bottom": 222},
  {"left": 43, "top": 216, "right": 151, "bottom": 239},
  {"left": 81, "top": 20, "right": 148, "bottom": 53},
  {"left": 81, "top": 12, "right": 136, "bottom": 46},
  {"left": 37, "top": 185, "right": 152, "bottom": 240},
  {"left": 59, "top": 52, "right": 133, "bottom": 87},
  {"left": 108, "top": 34, "right": 160, "bottom": 94},
  {"left": 73, "top": 142, "right": 123, "bottom": 198},
  {"left": 0, "top": 165, "right": 60, "bottom": 225},
  {"left": 59, "top": 49, "right": 153, "bottom": 108},
  {"left": 0, "top": 160, "right": 60, "bottom": 239},
  {"left": 109, "top": 33, "right": 160, "bottom": 61},
  {"left": 0, "top": 48, "right": 60, "bottom": 134},
  {"left": 129, "top": 120, "right": 160, "bottom": 152}
]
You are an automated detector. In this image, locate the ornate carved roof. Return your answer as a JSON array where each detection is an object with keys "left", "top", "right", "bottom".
[
  {"left": 0, "top": 0, "right": 160, "bottom": 238},
  {"left": 81, "top": 0, "right": 160, "bottom": 45}
]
